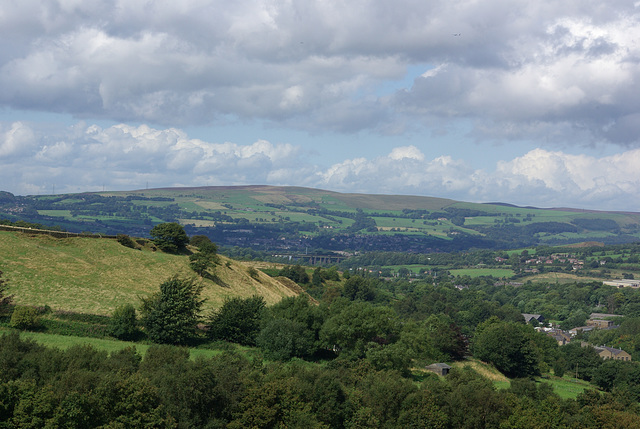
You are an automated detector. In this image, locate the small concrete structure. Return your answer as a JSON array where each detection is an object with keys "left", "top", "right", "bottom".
[{"left": 425, "top": 363, "right": 452, "bottom": 376}]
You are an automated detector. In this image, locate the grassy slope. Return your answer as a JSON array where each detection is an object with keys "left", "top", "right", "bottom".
[
  {"left": 0, "top": 231, "right": 297, "bottom": 315},
  {"left": 452, "top": 359, "right": 595, "bottom": 399}
]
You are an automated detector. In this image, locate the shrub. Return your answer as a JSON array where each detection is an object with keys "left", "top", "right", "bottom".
[
  {"left": 9, "top": 306, "right": 41, "bottom": 330},
  {"left": 109, "top": 304, "right": 139, "bottom": 340},
  {"left": 116, "top": 234, "right": 136, "bottom": 249},
  {"left": 247, "top": 267, "right": 259, "bottom": 280},
  {"left": 0, "top": 270, "right": 13, "bottom": 317}
]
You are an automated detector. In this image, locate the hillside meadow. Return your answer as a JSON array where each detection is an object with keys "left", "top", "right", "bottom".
[{"left": 0, "top": 230, "right": 297, "bottom": 314}]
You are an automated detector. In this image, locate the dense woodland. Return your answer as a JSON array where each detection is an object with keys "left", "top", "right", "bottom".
[
  {"left": 4, "top": 222, "right": 640, "bottom": 426},
  {"left": 3, "top": 331, "right": 640, "bottom": 429}
]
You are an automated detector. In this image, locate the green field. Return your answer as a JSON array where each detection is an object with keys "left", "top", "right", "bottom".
[
  {"left": 540, "top": 375, "right": 596, "bottom": 399},
  {"left": 449, "top": 268, "right": 516, "bottom": 278},
  {"left": 0, "top": 328, "right": 226, "bottom": 360}
]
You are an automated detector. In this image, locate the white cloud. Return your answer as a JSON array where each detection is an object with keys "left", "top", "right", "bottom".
[
  {"left": 0, "top": 122, "right": 37, "bottom": 157},
  {"left": 317, "top": 146, "right": 640, "bottom": 211},
  {"left": 389, "top": 146, "right": 424, "bottom": 161}
]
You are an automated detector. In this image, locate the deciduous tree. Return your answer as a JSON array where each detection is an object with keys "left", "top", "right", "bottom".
[
  {"left": 257, "top": 319, "right": 315, "bottom": 360},
  {"left": 208, "top": 296, "right": 266, "bottom": 345},
  {"left": 473, "top": 320, "right": 542, "bottom": 378},
  {"left": 140, "top": 277, "right": 204, "bottom": 345},
  {"left": 149, "top": 223, "right": 189, "bottom": 253},
  {"left": 189, "top": 252, "right": 215, "bottom": 277}
]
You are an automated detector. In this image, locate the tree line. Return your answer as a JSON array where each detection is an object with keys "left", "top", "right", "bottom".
[{"left": 2, "top": 331, "right": 640, "bottom": 428}]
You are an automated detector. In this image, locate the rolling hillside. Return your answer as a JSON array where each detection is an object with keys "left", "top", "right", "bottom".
[{"left": 0, "top": 230, "right": 298, "bottom": 315}]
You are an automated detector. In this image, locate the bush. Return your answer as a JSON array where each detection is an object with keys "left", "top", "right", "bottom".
[
  {"left": 247, "top": 267, "right": 259, "bottom": 280},
  {"left": 0, "top": 270, "right": 13, "bottom": 317},
  {"left": 109, "top": 304, "right": 139, "bottom": 340},
  {"left": 9, "top": 306, "right": 41, "bottom": 330},
  {"left": 116, "top": 234, "right": 136, "bottom": 249},
  {"left": 257, "top": 319, "right": 315, "bottom": 360}
]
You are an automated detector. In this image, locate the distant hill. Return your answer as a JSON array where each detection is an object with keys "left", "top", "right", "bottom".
[
  {"left": 1, "top": 185, "right": 639, "bottom": 253},
  {"left": 0, "top": 230, "right": 298, "bottom": 315}
]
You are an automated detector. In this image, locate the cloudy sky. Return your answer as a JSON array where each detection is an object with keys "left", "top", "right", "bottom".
[{"left": 1, "top": 0, "right": 640, "bottom": 211}]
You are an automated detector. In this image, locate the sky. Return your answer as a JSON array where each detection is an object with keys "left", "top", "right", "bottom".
[{"left": 1, "top": 1, "right": 640, "bottom": 211}]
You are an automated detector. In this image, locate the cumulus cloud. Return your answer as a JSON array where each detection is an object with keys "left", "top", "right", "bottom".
[
  {"left": 0, "top": 0, "right": 637, "bottom": 144},
  {"left": 0, "top": 122, "right": 311, "bottom": 194},
  {"left": 317, "top": 146, "right": 640, "bottom": 211},
  {"left": 0, "top": 122, "right": 37, "bottom": 157},
  {"left": 3, "top": 122, "right": 640, "bottom": 211}
]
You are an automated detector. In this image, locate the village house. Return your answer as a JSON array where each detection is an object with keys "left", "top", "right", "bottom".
[
  {"left": 590, "top": 312, "right": 622, "bottom": 319},
  {"left": 549, "top": 330, "right": 571, "bottom": 346},
  {"left": 538, "top": 327, "right": 572, "bottom": 345},
  {"left": 594, "top": 346, "right": 632, "bottom": 361},
  {"left": 586, "top": 319, "right": 615, "bottom": 329},
  {"left": 581, "top": 342, "right": 632, "bottom": 361},
  {"left": 569, "top": 325, "right": 595, "bottom": 336}
]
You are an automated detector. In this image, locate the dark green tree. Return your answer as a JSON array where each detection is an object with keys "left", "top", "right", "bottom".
[
  {"left": 190, "top": 234, "right": 212, "bottom": 248},
  {"left": 257, "top": 319, "right": 315, "bottom": 360},
  {"left": 139, "top": 277, "right": 205, "bottom": 345},
  {"left": 260, "top": 295, "right": 326, "bottom": 357},
  {"left": 397, "top": 389, "right": 448, "bottom": 429},
  {"left": 150, "top": 222, "right": 189, "bottom": 253},
  {"left": 278, "top": 264, "right": 309, "bottom": 284},
  {"left": 189, "top": 252, "right": 216, "bottom": 277},
  {"left": 473, "top": 320, "right": 542, "bottom": 378},
  {"left": 208, "top": 296, "right": 266, "bottom": 345},
  {"left": 311, "top": 267, "right": 323, "bottom": 287},
  {"left": 553, "top": 355, "right": 567, "bottom": 378},
  {"left": 320, "top": 300, "right": 400, "bottom": 358},
  {"left": 342, "top": 275, "right": 375, "bottom": 301},
  {"left": 399, "top": 314, "right": 468, "bottom": 363},
  {"left": 108, "top": 304, "right": 139, "bottom": 341},
  {"left": 560, "top": 342, "right": 603, "bottom": 381}
]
